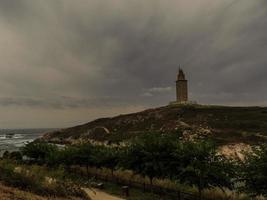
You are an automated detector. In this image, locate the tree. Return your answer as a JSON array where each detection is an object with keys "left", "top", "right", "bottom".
[
  {"left": 9, "top": 151, "right": 23, "bottom": 161},
  {"left": 242, "top": 144, "right": 267, "bottom": 197},
  {"left": 97, "top": 146, "right": 120, "bottom": 177},
  {"left": 121, "top": 132, "right": 178, "bottom": 186},
  {"left": 2, "top": 151, "right": 10, "bottom": 159},
  {"left": 175, "top": 141, "right": 236, "bottom": 200},
  {"left": 54, "top": 144, "right": 95, "bottom": 178},
  {"left": 73, "top": 143, "right": 95, "bottom": 178},
  {"left": 22, "top": 142, "right": 58, "bottom": 164}
]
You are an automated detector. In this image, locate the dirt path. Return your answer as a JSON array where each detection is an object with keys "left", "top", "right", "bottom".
[{"left": 84, "top": 188, "right": 125, "bottom": 200}]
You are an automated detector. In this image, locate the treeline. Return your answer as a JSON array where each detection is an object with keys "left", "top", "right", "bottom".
[{"left": 13, "top": 132, "right": 267, "bottom": 198}]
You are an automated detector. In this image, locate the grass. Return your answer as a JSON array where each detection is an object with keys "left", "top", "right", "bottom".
[
  {"left": 89, "top": 172, "right": 257, "bottom": 200},
  {"left": 71, "top": 166, "right": 258, "bottom": 200},
  {"left": 95, "top": 181, "right": 174, "bottom": 200},
  {"left": 1, "top": 159, "right": 266, "bottom": 200},
  {"left": 0, "top": 160, "right": 89, "bottom": 200},
  {"left": 0, "top": 183, "right": 84, "bottom": 200}
]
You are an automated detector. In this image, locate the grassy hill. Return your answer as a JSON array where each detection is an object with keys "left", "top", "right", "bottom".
[{"left": 41, "top": 104, "right": 267, "bottom": 145}]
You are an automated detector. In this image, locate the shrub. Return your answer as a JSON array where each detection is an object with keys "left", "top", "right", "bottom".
[
  {"left": 242, "top": 145, "right": 267, "bottom": 197},
  {"left": 0, "top": 160, "right": 90, "bottom": 199},
  {"left": 9, "top": 151, "right": 23, "bottom": 160},
  {"left": 22, "top": 142, "right": 58, "bottom": 164}
]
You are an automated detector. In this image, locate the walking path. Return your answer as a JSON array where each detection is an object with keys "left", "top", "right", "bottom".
[{"left": 84, "top": 188, "right": 125, "bottom": 200}]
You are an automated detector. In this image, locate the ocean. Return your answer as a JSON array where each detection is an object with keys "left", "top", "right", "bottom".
[{"left": 0, "top": 129, "right": 56, "bottom": 156}]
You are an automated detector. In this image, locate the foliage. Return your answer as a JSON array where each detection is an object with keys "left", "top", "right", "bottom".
[
  {"left": 9, "top": 151, "right": 23, "bottom": 160},
  {"left": 2, "top": 151, "right": 10, "bottom": 159},
  {"left": 242, "top": 145, "right": 267, "bottom": 197},
  {"left": 0, "top": 160, "right": 89, "bottom": 199},
  {"left": 2, "top": 151, "right": 23, "bottom": 162},
  {"left": 120, "top": 133, "right": 236, "bottom": 197},
  {"left": 95, "top": 146, "right": 121, "bottom": 175},
  {"left": 22, "top": 142, "right": 58, "bottom": 164},
  {"left": 174, "top": 141, "right": 236, "bottom": 199},
  {"left": 16, "top": 133, "right": 267, "bottom": 199},
  {"left": 121, "top": 132, "right": 179, "bottom": 184}
]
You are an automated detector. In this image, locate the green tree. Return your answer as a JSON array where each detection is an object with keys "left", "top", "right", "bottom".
[
  {"left": 176, "top": 141, "right": 236, "bottom": 200},
  {"left": 9, "top": 151, "right": 23, "bottom": 161},
  {"left": 97, "top": 146, "right": 121, "bottom": 177},
  {"left": 121, "top": 132, "right": 178, "bottom": 186},
  {"left": 22, "top": 142, "right": 58, "bottom": 164},
  {"left": 2, "top": 151, "right": 10, "bottom": 159},
  {"left": 242, "top": 145, "right": 267, "bottom": 197},
  {"left": 73, "top": 143, "right": 95, "bottom": 178},
  {"left": 50, "top": 144, "right": 95, "bottom": 177}
]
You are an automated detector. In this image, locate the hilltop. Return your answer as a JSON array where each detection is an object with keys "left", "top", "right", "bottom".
[{"left": 41, "top": 104, "right": 267, "bottom": 146}]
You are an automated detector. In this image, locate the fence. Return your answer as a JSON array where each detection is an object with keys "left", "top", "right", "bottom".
[{"left": 71, "top": 167, "right": 206, "bottom": 200}]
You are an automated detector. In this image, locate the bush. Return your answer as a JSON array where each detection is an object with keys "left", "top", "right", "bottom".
[
  {"left": 120, "top": 132, "right": 181, "bottom": 185},
  {"left": 22, "top": 142, "right": 58, "bottom": 164},
  {"left": 0, "top": 160, "right": 41, "bottom": 191},
  {"left": 9, "top": 151, "right": 23, "bottom": 160},
  {"left": 174, "top": 141, "right": 236, "bottom": 199},
  {"left": 0, "top": 160, "right": 90, "bottom": 199},
  {"left": 242, "top": 145, "right": 267, "bottom": 197}
]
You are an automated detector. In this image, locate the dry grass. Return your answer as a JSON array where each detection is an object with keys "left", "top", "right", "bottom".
[
  {"left": 0, "top": 160, "right": 90, "bottom": 200},
  {"left": 0, "top": 183, "right": 83, "bottom": 200},
  {"left": 75, "top": 166, "right": 181, "bottom": 190},
  {"left": 74, "top": 167, "right": 267, "bottom": 200}
]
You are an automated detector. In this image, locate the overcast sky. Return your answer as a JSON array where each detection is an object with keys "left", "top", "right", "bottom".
[{"left": 0, "top": 0, "right": 266, "bottom": 128}]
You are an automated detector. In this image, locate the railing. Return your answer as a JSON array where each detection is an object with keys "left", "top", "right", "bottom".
[{"left": 71, "top": 167, "right": 206, "bottom": 200}]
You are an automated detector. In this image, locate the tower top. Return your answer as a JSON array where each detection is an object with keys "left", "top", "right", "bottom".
[{"left": 177, "top": 68, "right": 186, "bottom": 81}]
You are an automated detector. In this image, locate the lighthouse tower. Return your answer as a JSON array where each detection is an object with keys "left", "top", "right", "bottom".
[{"left": 176, "top": 69, "right": 188, "bottom": 103}]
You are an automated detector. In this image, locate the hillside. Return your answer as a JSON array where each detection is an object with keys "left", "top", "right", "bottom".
[{"left": 41, "top": 104, "right": 267, "bottom": 146}]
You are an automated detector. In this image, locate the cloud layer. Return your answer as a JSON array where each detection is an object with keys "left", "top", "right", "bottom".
[{"left": 0, "top": 0, "right": 266, "bottom": 128}]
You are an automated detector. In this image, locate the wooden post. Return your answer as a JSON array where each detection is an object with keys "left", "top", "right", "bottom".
[
  {"left": 143, "top": 182, "right": 146, "bottom": 192},
  {"left": 122, "top": 186, "right": 129, "bottom": 197},
  {"left": 178, "top": 191, "right": 181, "bottom": 200}
]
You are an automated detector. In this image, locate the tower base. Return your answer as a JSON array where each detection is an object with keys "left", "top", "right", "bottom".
[{"left": 169, "top": 101, "right": 197, "bottom": 106}]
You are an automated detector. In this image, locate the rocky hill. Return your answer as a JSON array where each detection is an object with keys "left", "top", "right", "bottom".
[{"left": 41, "top": 104, "right": 267, "bottom": 146}]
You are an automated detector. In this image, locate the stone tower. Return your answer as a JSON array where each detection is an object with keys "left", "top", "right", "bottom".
[{"left": 176, "top": 69, "right": 188, "bottom": 103}]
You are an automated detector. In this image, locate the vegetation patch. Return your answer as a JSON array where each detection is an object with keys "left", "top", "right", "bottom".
[
  {"left": 0, "top": 160, "right": 90, "bottom": 199},
  {"left": 21, "top": 133, "right": 267, "bottom": 199}
]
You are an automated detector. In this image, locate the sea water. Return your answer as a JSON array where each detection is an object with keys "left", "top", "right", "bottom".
[{"left": 0, "top": 129, "right": 55, "bottom": 156}]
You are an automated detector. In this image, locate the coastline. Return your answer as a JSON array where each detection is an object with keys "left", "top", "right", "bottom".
[{"left": 0, "top": 129, "right": 55, "bottom": 156}]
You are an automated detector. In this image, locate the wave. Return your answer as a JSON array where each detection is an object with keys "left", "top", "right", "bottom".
[
  {"left": 0, "top": 135, "right": 6, "bottom": 139},
  {"left": 0, "top": 129, "right": 54, "bottom": 152},
  {"left": 0, "top": 134, "right": 24, "bottom": 140},
  {"left": 13, "top": 134, "right": 23, "bottom": 139}
]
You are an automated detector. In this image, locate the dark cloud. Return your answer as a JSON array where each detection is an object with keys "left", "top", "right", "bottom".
[
  {"left": 0, "top": 0, "right": 266, "bottom": 127},
  {"left": 0, "top": 96, "right": 135, "bottom": 109}
]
